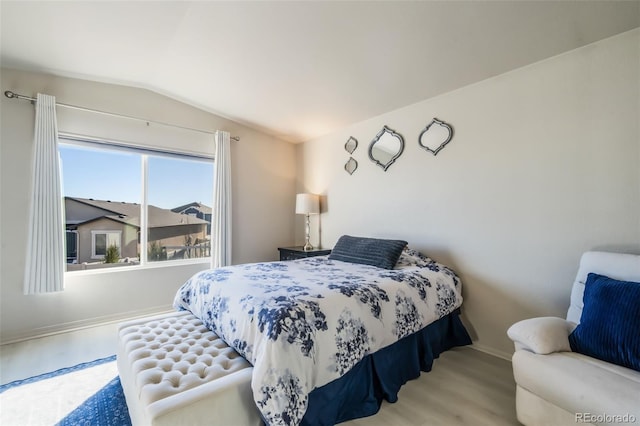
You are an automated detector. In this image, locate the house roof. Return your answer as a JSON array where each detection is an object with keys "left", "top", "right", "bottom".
[
  {"left": 172, "top": 202, "right": 212, "bottom": 215},
  {"left": 67, "top": 197, "right": 209, "bottom": 229}
]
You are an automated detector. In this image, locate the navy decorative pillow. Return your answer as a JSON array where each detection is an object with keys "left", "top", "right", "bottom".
[
  {"left": 568, "top": 273, "right": 640, "bottom": 372},
  {"left": 328, "top": 235, "right": 408, "bottom": 270}
]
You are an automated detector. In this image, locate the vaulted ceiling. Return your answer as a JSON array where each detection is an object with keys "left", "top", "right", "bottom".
[{"left": 2, "top": 1, "right": 638, "bottom": 143}]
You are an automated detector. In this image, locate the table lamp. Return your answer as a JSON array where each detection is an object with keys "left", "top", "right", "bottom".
[{"left": 295, "top": 193, "right": 319, "bottom": 251}]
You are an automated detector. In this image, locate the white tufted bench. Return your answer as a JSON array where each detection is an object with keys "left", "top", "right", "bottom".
[{"left": 117, "top": 311, "right": 261, "bottom": 426}]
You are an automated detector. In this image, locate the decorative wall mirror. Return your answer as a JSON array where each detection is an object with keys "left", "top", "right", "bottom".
[
  {"left": 345, "top": 136, "right": 358, "bottom": 154},
  {"left": 418, "top": 118, "right": 453, "bottom": 155},
  {"left": 368, "top": 125, "right": 404, "bottom": 171},
  {"left": 344, "top": 157, "right": 358, "bottom": 175}
]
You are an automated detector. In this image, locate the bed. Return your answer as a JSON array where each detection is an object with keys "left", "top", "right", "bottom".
[{"left": 173, "top": 237, "right": 471, "bottom": 425}]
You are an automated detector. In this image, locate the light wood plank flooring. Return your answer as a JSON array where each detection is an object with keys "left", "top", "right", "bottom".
[
  {"left": 1, "top": 323, "right": 119, "bottom": 385},
  {"left": 344, "top": 347, "right": 518, "bottom": 426},
  {"left": 1, "top": 324, "right": 518, "bottom": 425}
]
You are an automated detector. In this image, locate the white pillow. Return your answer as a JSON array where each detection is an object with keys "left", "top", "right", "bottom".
[{"left": 507, "top": 317, "right": 577, "bottom": 354}]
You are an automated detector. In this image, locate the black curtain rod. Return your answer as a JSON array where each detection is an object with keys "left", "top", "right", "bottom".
[{"left": 4, "top": 90, "right": 240, "bottom": 141}]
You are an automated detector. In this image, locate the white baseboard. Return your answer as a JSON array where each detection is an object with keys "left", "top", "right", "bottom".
[
  {"left": 469, "top": 343, "right": 513, "bottom": 362},
  {"left": 0, "top": 305, "right": 174, "bottom": 345}
]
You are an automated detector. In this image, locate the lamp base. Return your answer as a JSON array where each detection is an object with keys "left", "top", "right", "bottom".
[{"left": 303, "top": 213, "right": 313, "bottom": 251}]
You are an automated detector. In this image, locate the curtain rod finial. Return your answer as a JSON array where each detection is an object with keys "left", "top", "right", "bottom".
[{"left": 4, "top": 90, "right": 16, "bottom": 99}]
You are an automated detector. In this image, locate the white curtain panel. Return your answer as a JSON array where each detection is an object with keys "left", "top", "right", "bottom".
[
  {"left": 24, "top": 94, "right": 65, "bottom": 294},
  {"left": 212, "top": 130, "right": 232, "bottom": 268}
]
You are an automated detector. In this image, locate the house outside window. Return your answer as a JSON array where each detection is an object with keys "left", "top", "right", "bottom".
[{"left": 59, "top": 138, "right": 214, "bottom": 272}]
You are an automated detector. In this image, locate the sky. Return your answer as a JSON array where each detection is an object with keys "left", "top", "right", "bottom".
[{"left": 59, "top": 143, "right": 214, "bottom": 209}]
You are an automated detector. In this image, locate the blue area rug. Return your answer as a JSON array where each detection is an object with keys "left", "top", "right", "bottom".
[{"left": 0, "top": 355, "right": 131, "bottom": 426}]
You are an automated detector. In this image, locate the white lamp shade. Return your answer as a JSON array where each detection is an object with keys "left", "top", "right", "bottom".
[{"left": 295, "top": 193, "right": 319, "bottom": 214}]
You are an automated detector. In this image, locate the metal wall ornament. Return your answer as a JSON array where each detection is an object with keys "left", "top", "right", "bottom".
[
  {"left": 345, "top": 136, "right": 358, "bottom": 154},
  {"left": 418, "top": 118, "right": 453, "bottom": 156},
  {"left": 368, "top": 125, "right": 404, "bottom": 171},
  {"left": 344, "top": 157, "right": 358, "bottom": 175},
  {"left": 343, "top": 136, "right": 358, "bottom": 175}
]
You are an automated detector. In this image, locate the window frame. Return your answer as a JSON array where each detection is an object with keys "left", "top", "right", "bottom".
[
  {"left": 59, "top": 134, "right": 214, "bottom": 273},
  {"left": 91, "top": 230, "right": 122, "bottom": 259}
]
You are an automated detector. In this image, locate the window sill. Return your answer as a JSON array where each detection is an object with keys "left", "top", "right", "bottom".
[{"left": 65, "top": 258, "right": 211, "bottom": 277}]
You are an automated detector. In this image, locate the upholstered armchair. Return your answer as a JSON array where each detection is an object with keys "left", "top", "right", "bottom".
[{"left": 507, "top": 251, "right": 640, "bottom": 426}]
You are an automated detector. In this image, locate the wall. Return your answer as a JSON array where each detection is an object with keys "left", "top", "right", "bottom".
[
  {"left": 0, "top": 69, "right": 297, "bottom": 343},
  {"left": 297, "top": 29, "right": 640, "bottom": 358},
  {"left": 76, "top": 219, "right": 134, "bottom": 263}
]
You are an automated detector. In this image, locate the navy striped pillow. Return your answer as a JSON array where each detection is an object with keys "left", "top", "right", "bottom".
[
  {"left": 328, "top": 235, "right": 408, "bottom": 270},
  {"left": 569, "top": 273, "right": 640, "bottom": 372}
]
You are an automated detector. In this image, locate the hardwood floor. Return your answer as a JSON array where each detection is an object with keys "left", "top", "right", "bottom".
[
  {"left": 345, "top": 348, "right": 518, "bottom": 426},
  {"left": 1, "top": 324, "right": 518, "bottom": 425},
  {"left": 0, "top": 322, "right": 119, "bottom": 385}
]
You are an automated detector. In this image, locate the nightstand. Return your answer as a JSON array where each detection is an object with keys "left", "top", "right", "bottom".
[{"left": 278, "top": 246, "right": 331, "bottom": 261}]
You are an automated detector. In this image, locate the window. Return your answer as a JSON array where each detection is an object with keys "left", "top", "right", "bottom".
[
  {"left": 60, "top": 138, "right": 214, "bottom": 272},
  {"left": 147, "top": 155, "right": 213, "bottom": 262},
  {"left": 66, "top": 230, "right": 78, "bottom": 263},
  {"left": 91, "top": 230, "right": 122, "bottom": 259}
]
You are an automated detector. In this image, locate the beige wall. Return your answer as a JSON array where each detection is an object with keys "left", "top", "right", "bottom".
[
  {"left": 149, "top": 224, "right": 208, "bottom": 260},
  {"left": 75, "top": 218, "right": 138, "bottom": 263},
  {"left": 297, "top": 29, "right": 640, "bottom": 358},
  {"left": 149, "top": 224, "right": 206, "bottom": 245},
  {"left": 0, "top": 69, "right": 297, "bottom": 343}
]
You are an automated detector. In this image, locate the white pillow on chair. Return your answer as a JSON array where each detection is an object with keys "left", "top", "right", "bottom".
[{"left": 507, "top": 317, "right": 576, "bottom": 355}]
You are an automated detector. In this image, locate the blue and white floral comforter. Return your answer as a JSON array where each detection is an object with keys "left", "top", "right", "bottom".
[{"left": 173, "top": 249, "right": 464, "bottom": 425}]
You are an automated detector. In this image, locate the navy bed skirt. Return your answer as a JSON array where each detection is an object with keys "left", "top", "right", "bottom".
[{"left": 301, "top": 309, "right": 472, "bottom": 425}]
